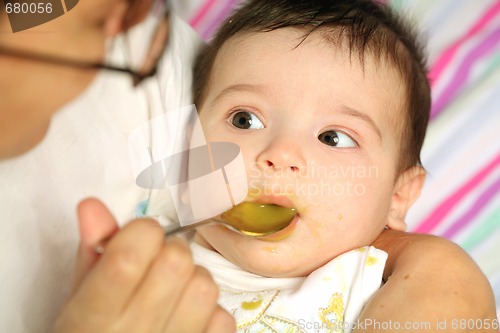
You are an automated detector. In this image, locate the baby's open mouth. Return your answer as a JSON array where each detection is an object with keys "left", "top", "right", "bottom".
[{"left": 219, "top": 201, "right": 298, "bottom": 237}]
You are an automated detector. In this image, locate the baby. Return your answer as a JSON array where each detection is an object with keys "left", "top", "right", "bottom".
[{"left": 191, "top": 0, "right": 429, "bottom": 331}]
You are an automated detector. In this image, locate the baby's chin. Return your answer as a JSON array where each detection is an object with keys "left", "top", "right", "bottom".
[{"left": 196, "top": 224, "right": 333, "bottom": 278}]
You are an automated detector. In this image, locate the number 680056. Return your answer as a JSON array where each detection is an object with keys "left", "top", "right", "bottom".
[{"left": 5, "top": 2, "right": 53, "bottom": 14}]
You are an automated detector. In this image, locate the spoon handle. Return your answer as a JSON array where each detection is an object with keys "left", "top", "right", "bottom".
[
  {"left": 163, "top": 220, "right": 213, "bottom": 237},
  {"left": 93, "top": 220, "right": 214, "bottom": 254}
]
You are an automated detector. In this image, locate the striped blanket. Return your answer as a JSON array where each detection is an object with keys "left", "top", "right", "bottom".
[{"left": 172, "top": 0, "right": 500, "bottom": 317}]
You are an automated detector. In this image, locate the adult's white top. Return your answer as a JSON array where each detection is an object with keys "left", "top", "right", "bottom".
[{"left": 0, "top": 14, "right": 202, "bottom": 332}]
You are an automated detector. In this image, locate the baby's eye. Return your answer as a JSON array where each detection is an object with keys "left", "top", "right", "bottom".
[
  {"left": 229, "top": 110, "right": 265, "bottom": 130},
  {"left": 318, "top": 130, "right": 357, "bottom": 148}
]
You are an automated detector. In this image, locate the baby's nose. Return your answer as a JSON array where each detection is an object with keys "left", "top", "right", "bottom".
[{"left": 256, "top": 137, "right": 306, "bottom": 174}]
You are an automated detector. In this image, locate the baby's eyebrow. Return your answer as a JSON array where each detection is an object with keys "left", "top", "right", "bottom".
[
  {"left": 338, "top": 107, "right": 382, "bottom": 140},
  {"left": 209, "top": 83, "right": 266, "bottom": 108}
]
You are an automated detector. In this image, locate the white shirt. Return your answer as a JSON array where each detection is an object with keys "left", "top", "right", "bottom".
[{"left": 0, "top": 15, "right": 202, "bottom": 332}]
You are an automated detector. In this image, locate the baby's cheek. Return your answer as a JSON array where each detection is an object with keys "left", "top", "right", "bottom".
[{"left": 302, "top": 211, "right": 340, "bottom": 243}]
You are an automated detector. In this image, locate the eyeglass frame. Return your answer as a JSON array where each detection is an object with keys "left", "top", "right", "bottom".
[{"left": 0, "top": 0, "right": 171, "bottom": 87}]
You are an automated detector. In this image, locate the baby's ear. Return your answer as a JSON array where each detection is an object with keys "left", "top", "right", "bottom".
[{"left": 387, "top": 166, "right": 426, "bottom": 231}]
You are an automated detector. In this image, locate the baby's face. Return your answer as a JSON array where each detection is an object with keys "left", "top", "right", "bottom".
[{"left": 196, "top": 28, "right": 406, "bottom": 277}]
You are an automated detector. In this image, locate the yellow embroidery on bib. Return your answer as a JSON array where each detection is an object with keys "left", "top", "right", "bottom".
[{"left": 318, "top": 293, "right": 344, "bottom": 332}]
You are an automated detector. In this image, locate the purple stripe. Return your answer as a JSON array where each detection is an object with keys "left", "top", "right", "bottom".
[
  {"left": 442, "top": 175, "right": 500, "bottom": 239},
  {"left": 429, "top": 1, "right": 500, "bottom": 86},
  {"left": 200, "top": 0, "right": 239, "bottom": 40},
  {"left": 431, "top": 25, "right": 500, "bottom": 120}
]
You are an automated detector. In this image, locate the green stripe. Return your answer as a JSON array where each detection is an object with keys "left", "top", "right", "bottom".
[{"left": 461, "top": 206, "right": 500, "bottom": 251}]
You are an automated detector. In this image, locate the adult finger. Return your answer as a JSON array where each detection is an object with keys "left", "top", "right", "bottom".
[
  {"left": 120, "top": 237, "right": 196, "bottom": 332},
  {"left": 70, "top": 218, "right": 164, "bottom": 319},
  {"left": 205, "top": 306, "right": 237, "bottom": 333},
  {"left": 162, "top": 266, "right": 221, "bottom": 333}
]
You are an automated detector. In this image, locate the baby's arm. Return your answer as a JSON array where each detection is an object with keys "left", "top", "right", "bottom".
[{"left": 355, "top": 229, "right": 497, "bottom": 333}]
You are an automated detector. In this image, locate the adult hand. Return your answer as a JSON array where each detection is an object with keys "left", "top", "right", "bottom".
[{"left": 54, "top": 198, "right": 236, "bottom": 333}]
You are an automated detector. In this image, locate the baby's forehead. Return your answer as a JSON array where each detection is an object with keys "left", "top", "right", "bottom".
[
  {"left": 225, "top": 26, "right": 409, "bottom": 77},
  {"left": 219, "top": 27, "right": 408, "bottom": 103},
  {"left": 214, "top": 27, "right": 407, "bottom": 133},
  {"left": 308, "top": 28, "right": 409, "bottom": 131}
]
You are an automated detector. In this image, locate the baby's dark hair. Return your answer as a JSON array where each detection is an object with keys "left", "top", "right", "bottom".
[{"left": 194, "top": 0, "right": 431, "bottom": 173}]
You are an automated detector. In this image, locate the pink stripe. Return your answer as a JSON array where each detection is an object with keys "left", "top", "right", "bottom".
[
  {"left": 200, "top": 0, "right": 239, "bottom": 40},
  {"left": 430, "top": 25, "right": 500, "bottom": 120},
  {"left": 189, "top": 0, "right": 217, "bottom": 28},
  {"left": 442, "top": 176, "right": 500, "bottom": 239},
  {"left": 429, "top": 0, "right": 500, "bottom": 86},
  {"left": 414, "top": 154, "right": 500, "bottom": 233}
]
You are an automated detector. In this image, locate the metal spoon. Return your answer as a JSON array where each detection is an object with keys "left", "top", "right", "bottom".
[
  {"left": 165, "top": 202, "right": 297, "bottom": 237},
  {"left": 94, "top": 203, "right": 296, "bottom": 253}
]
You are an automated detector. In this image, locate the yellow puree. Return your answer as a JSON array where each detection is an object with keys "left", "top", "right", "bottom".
[{"left": 220, "top": 202, "right": 296, "bottom": 236}]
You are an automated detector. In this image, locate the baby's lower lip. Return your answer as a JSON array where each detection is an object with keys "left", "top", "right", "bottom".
[{"left": 255, "top": 214, "right": 300, "bottom": 242}]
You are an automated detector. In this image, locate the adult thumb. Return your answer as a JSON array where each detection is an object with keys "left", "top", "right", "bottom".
[{"left": 70, "top": 198, "right": 119, "bottom": 295}]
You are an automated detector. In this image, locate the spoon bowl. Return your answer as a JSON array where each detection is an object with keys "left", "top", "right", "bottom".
[{"left": 220, "top": 202, "right": 297, "bottom": 236}]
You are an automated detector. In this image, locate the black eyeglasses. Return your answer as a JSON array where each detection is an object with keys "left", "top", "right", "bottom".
[{"left": 0, "top": 1, "right": 170, "bottom": 87}]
